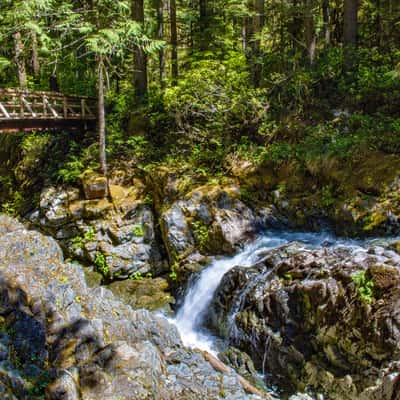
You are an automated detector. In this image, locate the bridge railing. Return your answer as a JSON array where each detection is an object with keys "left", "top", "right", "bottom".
[{"left": 0, "top": 89, "right": 97, "bottom": 121}]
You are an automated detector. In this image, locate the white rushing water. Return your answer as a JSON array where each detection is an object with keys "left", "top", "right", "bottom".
[{"left": 173, "top": 230, "right": 367, "bottom": 354}]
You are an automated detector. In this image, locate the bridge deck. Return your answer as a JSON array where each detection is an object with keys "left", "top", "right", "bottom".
[{"left": 0, "top": 89, "right": 97, "bottom": 132}]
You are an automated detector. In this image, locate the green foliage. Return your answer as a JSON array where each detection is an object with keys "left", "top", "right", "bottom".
[
  {"left": 164, "top": 55, "right": 260, "bottom": 132},
  {"left": 131, "top": 224, "right": 145, "bottom": 237},
  {"left": 94, "top": 252, "right": 110, "bottom": 278},
  {"left": 129, "top": 271, "right": 152, "bottom": 280},
  {"left": 1, "top": 190, "right": 24, "bottom": 216},
  {"left": 57, "top": 155, "right": 85, "bottom": 184},
  {"left": 71, "top": 227, "right": 95, "bottom": 250},
  {"left": 352, "top": 271, "right": 375, "bottom": 304},
  {"left": 239, "top": 187, "right": 254, "bottom": 205},
  {"left": 129, "top": 271, "right": 143, "bottom": 280},
  {"left": 84, "top": 227, "right": 96, "bottom": 241},
  {"left": 321, "top": 185, "right": 336, "bottom": 208},
  {"left": 192, "top": 220, "right": 209, "bottom": 250},
  {"left": 169, "top": 263, "right": 178, "bottom": 281},
  {"left": 71, "top": 235, "right": 84, "bottom": 251},
  {"left": 57, "top": 142, "right": 99, "bottom": 184}
]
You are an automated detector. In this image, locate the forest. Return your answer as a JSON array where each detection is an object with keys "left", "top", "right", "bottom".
[
  {"left": 1, "top": 0, "right": 399, "bottom": 189},
  {"left": 1, "top": 1, "right": 400, "bottom": 400}
]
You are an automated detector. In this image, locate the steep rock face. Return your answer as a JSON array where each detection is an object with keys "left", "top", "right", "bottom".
[
  {"left": 160, "top": 184, "right": 259, "bottom": 264},
  {"left": 0, "top": 215, "right": 262, "bottom": 400},
  {"left": 208, "top": 243, "right": 400, "bottom": 399},
  {"left": 29, "top": 185, "right": 166, "bottom": 280},
  {"left": 230, "top": 152, "right": 400, "bottom": 237}
]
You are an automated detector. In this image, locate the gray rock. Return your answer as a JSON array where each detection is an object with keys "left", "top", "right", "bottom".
[
  {"left": 160, "top": 185, "right": 258, "bottom": 262},
  {"left": 208, "top": 243, "right": 400, "bottom": 399},
  {"left": 0, "top": 215, "right": 260, "bottom": 400},
  {"left": 30, "top": 187, "right": 165, "bottom": 280}
]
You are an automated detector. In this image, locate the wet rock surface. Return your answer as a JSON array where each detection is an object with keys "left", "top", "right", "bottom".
[
  {"left": 208, "top": 242, "right": 400, "bottom": 399},
  {"left": 0, "top": 215, "right": 262, "bottom": 400}
]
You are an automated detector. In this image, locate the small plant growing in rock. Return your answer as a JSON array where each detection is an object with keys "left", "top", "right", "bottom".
[
  {"left": 131, "top": 224, "right": 145, "bottom": 237},
  {"left": 352, "top": 271, "right": 375, "bottom": 303},
  {"left": 84, "top": 227, "right": 96, "bottom": 241},
  {"left": 94, "top": 252, "right": 110, "bottom": 278},
  {"left": 169, "top": 262, "right": 178, "bottom": 281},
  {"left": 72, "top": 227, "right": 96, "bottom": 250},
  {"left": 192, "top": 220, "right": 209, "bottom": 250},
  {"left": 130, "top": 271, "right": 143, "bottom": 280},
  {"left": 71, "top": 235, "right": 84, "bottom": 250}
]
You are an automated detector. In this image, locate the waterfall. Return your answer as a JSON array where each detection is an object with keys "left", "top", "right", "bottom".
[{"left": 173, "top": 230, "right": 364, "bottom": 354}]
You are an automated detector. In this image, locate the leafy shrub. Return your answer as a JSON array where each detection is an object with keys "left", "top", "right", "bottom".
[
  {"left": 162, "top": 53, "right": 268, "bottom": 171},
  {"left": 57, "top": 142, "right": 99, "bottom": 184}
]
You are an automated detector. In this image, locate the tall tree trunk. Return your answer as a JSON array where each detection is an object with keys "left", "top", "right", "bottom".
[
  {"left": 199, "top": 0, "right": 208, "bottom": 50},
  {"left": 156, "top": 0, "right": 165, "bottom": 85},
  {"left": 132, "top": 0, "right": 148, "bottom": 100},
  {"left": 252, "top": 0, "right": 265, "bottom": 85},
  {"left": 31, "top": 30, "right": 40, "bottom": 77},
  {"left": 375, "top": 0, "right": 382, "bottom": 47},
  {"left": 245, "top": 0, "right": 265, "bottom": 87},
  {"left": 243, "top": 0, "right": 254, "bottom": 53},
  {"left": 322, "top": 0, "right": 331, "bottom": 45},
  {"left": 289, "top": 0, "right": 302, "bottom": 50},
  {"left": 170, "top": 0, "right": 178, "bottom": 83},
  {"left": 343, "top": 0, "right": 358, "bottom": 71},
  {"left": 305, "top": 0, "right": 316, "bottom": 66},
  {"left": 13, "top": 32, "right": 27, "bottom": 89},
  {"left": 98, "top": 55, "right": 107, "bottom": 178}
]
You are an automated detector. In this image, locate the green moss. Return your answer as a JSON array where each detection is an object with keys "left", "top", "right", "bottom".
[{"left": 363, "top": 211, "right": 387, "bottom": 232}]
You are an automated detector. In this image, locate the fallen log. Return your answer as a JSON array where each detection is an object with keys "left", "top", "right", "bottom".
[{"left": 203, "top": 350, "right": 275, "bottom": 399}]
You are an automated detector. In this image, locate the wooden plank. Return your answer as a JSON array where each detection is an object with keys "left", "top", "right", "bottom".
[
  {"left": 0, "top": 102, "right": 10, "bottom": 119},
  {"left": 63, "top": 98, "right": 68, "bottom": 118},
  {"left": 44, "top": 97, "right": 59, "bottom": 118},
  {"left": 21, "top": 97, "right": 37, "bottom": 117},
  {"left": 81, "top": 99, "right": 86, "bottom": 118},
  {"left": 19, "top": 94, "right": 24, "bottom": 118},
  {"left": 42, "top": 94, "right": 47, "bottom": 117}
]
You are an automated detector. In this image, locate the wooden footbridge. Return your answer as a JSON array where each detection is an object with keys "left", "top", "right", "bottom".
[{"left": 0, "top": 89, "right": 97, "bottom": 132}]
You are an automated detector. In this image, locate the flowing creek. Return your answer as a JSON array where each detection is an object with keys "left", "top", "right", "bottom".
[{"left": 173, "top": 230, "right": 387, "bottom": 355}]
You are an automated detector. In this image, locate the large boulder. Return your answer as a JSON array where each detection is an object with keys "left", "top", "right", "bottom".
[
  {"left": 0, "top": 215, "right": 262, "bottom": 400},
  {"left": 29, "top": 185, "right": 166, "bottom": 280},
  {"left": 207, "top": 242, "right": 400, "bottom": 399},
  {"left": 160, "top": 184, "right": 259, "bottom": 263}
]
